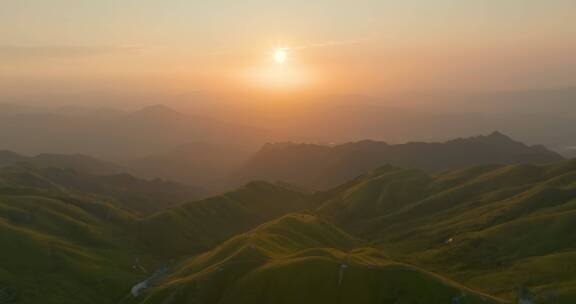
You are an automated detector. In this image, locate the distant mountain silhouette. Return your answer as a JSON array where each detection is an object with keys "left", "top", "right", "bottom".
[
  {"left": 233, "top": 132, "right": 564, "bottom": 189},
  {"left": 0, "top": 104, "right": 269, "bottom": 157},
  {"left": 129, "top": 104, "right": 182, "bottom": 119},
  {"left": 124, "top": 142, "right": 254, "bottom": 191},
  {"left": 0, "top": 150, "right": 123, "bottom": 175}
]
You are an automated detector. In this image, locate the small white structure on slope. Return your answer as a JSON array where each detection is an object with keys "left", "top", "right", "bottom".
[
  {"left": 518, "top": 286, "right": 533, "bottom": 304},
  {"left": 338, "top": 264, "right": 348, "bottom": 287}
]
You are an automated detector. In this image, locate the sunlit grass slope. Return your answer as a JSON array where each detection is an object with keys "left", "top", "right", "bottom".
[
  {"left": 0, "top": 165, "right": 202, "bottom": 215},
  {"left": 138, "top": 181, "right": 313, "bottom": 257},
  {"left": 0, "top": 174, "right": 312, "bottom": 303},
  {"left": 3, "top": 157, "right": 575, "bottom": 303},
  {"left": 319, "top": 160, "right": 576, "bottom": 302},
  {"left": 132, "top": 213, "right": 503, "bottom": 304},
  {"left": 0, "top": 192, "right": 148, "bottom": 304}
]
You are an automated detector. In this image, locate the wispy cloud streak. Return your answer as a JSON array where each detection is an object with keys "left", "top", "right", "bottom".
[
  {"left": 291, "top": 38, "right": 369, "bottom": 50},
  {"left": 202, "top": 37, "right": 373, "bottom": 58},
  {"left": 0, "top": 45, "right": 142, "bottom": 58}
]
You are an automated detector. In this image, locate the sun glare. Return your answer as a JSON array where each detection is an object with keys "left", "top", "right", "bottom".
[
  {"left": 274, "top": 48, "right": 288, "bottom": 63},
  {"left": 239, "top": 45, "right": 315, "bottom": 91}
]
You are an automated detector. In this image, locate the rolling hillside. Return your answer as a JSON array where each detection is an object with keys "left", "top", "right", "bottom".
[
  {"left": 318, "top": 160, "right": 576, "bottom": 302},
  {"left": 0, "top": 150, "right": 123, "bottom": 175},
  {"left": 137, "top": 181, "right": 313, "bottom": 257},
  {"left": 130, "top": 213, "right": 503, "bottom": 304},
  {"left": 0, "top": 165, "right": 203, "bottom": 215},
  {"left": 2, "top": 156, "right": 576, "bottom": 303},
  {"left": 0, "top": 189, "right": 144, "bottom": 304},
  {"left": 0, "top": 178, "right": 311, "bottom": 303}
]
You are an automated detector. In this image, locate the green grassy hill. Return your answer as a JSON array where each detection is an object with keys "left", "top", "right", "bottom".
[
  {"left": 131, "top": 213, "right": 502, "bottom": 304},
  {"left": 137, "top": 181, "right": 314, "bottom": 257},
  {"left": 2, "top": 157, "right": 576, "bottom": 303},
  {"left": 0, "top": 150, "right": 123, "bottom": 176},
  {"left": 0, "top": 165, "right": 203, "bottom": 215},
  {"left": 0, "top": 179, "right": 313, "bottom": 303},
  {"left": 318, "top": 159, "right": 576, "bottom": 302},
  {"left": 0, "top": 192, "right": 147, "bottom": 304}
]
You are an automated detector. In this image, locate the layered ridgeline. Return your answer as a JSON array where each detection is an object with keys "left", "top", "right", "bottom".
[
  {"left": 0, "top": 165, "right": 202, "bottom": 215},
  {"left": 3, "top": 157, "right": 576, "bottom": 303},
  {"left": 0, "top": 175, "right": 311, "bottom": 304},
  {"left": 124, "top": 142, "right": 254, "bottom": 190},
  {"left": 0, "top": 104, "right": 267, "bottom": 157},
  {"left": 0, "top": 189, "right": 142, "bottom": 304},
  {"left": 0, "top": 150, "right": 123, "bottom": 175},
  {"left": 233, "top": 132, "right": 563, "bottom": 190},
  {"left": 137, "top": 181, "right": 313, "bottom": 257},
  {"left": 128, "top": 214, "right": 502, "bottom": 304},
  {"left": 318, "top": 160, "right": 576, "bottom": 302}
]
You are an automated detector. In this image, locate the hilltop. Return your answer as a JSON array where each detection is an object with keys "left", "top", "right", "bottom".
[
  {"left": 318, "top": 159, "right": 576, "bottom": 301},
  {"left": 2, "top": 155, "right": 576, "bottom": 302},
  {"left": 130, "top": 213, "right": 503, "bottom": 304},
  {"left": 0, "top": 177, "right": 310, "bottom": 303},
  {"left": 138, "top": 181, "right": 313, "bottom": 257}
]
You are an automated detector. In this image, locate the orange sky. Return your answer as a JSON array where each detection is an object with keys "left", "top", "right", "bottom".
[{"left": 1, "top": 1, "right": 575, "bottom": 102}]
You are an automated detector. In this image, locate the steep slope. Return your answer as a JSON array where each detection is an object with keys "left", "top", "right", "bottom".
[
  {"left": 0, "top": 190, "right": 147, "bottom": 304},
  {"left": 0, "top": 179, "right": 312, "bottom": 303},
  {"left": 138, "top": 181, "right": 313, "bottom": 257},
  {"left": 233, "top": 132, "right": 563, "bottom": 190},
  {"left": 0, "top": 165, "right": 203, "bottom": 215},
  {"left": 318, "top": 160, "right": 576, "bottom": 302},
  {"left": 130, "top": 213, "right": 503, "bottom": 304}
]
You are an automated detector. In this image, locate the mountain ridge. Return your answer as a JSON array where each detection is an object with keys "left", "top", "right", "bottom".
[
  {"left": 317, "top": 159, "right": 576, "bottom": 301},
  {"left": 233, "top": 132, "right": 563, "bottom": 190}
]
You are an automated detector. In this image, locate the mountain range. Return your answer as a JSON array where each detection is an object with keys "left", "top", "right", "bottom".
[
  {"left": 318, "top": 160, "right": 576, "bottom": 302},
  {"left": 0, "top": 165, "right": 202, "bottom": 215},
  {"left": 0, "top": 104, "right": 267, "bottom": 158},
  {"left": 0, "top": 150, "right": 122, "bottom": 175},
  {"left": 2, "top": 87, "right": 576, "bottom": 160},
  {"left": 233, "top": 131, "right": 563, "bottom": 190},
  {"left": 2, "top": 156, "right": 576, "bottom": 303},
  {"left": 123, "top": 142, "right": 254, "bottom": 189}
]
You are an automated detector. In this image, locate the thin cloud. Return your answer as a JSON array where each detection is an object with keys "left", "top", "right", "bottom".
[
  {"left": 203, "top": 37, "right": 372, "bottom": 58},
  {"left": 292, "top": 38, "right": 369, "bottom": 50},
  {"left": 0, "top": 45, "right": 143, "bottom": 58}
]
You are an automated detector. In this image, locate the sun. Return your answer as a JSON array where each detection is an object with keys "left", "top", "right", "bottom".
[{"left": 273, "top": 48, "right": 288, "bottom": 63}]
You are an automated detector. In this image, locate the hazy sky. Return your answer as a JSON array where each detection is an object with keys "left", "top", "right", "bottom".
[{"left": 1, "top": 0, "right": 575, "bottom": 103}]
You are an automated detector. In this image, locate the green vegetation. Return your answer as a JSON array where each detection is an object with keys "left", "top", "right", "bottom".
[
  {"left": 132, "top": 214, "right": 502, "bottom": 304},
  {"left": 0, "top": 193, "right": 144, "bottom": 304},
  {"left": 137, "top": 181, "right": 314, "bottom": 257},
  {"left": 0, "top": 165, "right": 202, "bottom": 215},
  {"left": 0, "top": 172, "right": 312, "bottom": 303},
  {"left": 318, "top": 160, "right": 576, "bottom": 302},
  {"left": 2, "top": 158, "right": 576, "bottom": 303}
]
